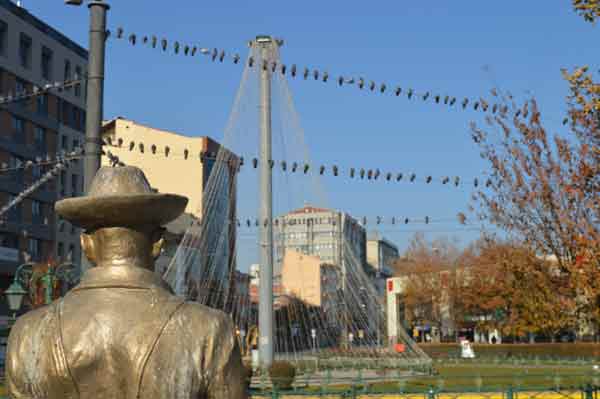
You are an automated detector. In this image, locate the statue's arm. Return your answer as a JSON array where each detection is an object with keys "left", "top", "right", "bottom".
[{"left": 206, "top": 314, "right": 248, "bottom": 399}]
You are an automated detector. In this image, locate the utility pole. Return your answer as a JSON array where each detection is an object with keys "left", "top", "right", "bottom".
[
  {"left": 66, "top": 0, "right": 109, "bottom": 273},
  {"left": 251, "top": 35, "right": 282, "bottom": 370}
]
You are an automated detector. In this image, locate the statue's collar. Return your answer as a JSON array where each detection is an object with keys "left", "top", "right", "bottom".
[{"left": 73, "top": 266, "right": 174, "bottom": 293}]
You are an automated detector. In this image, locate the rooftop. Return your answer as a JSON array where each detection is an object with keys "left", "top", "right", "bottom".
[{"left": 288, "top": 205, "right": 331, "bottom": 214}]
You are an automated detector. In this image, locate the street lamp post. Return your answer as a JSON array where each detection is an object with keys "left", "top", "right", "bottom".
[
  {"left": 65, "top": 0, "right": 110, "bottom": 274},
  {"left": 4, "top": 259, "right": 79, "bottom": 320}
]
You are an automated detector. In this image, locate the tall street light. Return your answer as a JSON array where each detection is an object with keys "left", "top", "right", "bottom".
[{"left": 65, "top": 0, "right": 110, "bottom": 273}]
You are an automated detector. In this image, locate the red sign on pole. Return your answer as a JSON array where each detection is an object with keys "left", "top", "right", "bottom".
[{"left": 387, "top": 280, "right": 394, "bottom": 292}]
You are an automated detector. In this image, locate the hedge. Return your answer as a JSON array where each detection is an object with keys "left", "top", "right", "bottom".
[{"left": 419, "top": 343, "right": 600, "bottom": 360}]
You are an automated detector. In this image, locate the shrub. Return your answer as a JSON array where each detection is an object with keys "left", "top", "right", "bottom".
[
  {"left": 242, "top": 362, "right": 253, "bottom": 388},
  {"left": 268, "top": 361, "right": 296, "bottom": 390},
  {"left": 419, "top": 343, "right": 600, "bottom": 360}
]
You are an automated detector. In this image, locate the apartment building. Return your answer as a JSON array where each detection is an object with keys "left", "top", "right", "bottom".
[
  {"left": 0, "top": 0, "right": 87, "bottom": 318},
  {"left": 273, "top": 205, "right": 367, "bottom": 275}
]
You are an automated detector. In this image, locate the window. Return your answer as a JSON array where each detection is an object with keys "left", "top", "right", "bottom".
[
  {"left": 71, "top": 106, "right": 78, "bottom": 127},
  {"left": 63, "top": 60, "right": 71, "bottom": 90},
  {"left": 68, "top": 244, "right": 75, "bottom": 259},
  {"left": 61, "top": 100, "right": 70, "bottom": 124},
  {"left": 7, "top": 194, "right": 19, "bottom": 221},
  {"left": 0, "top": 20, "right": 7, "bottom": 57},
  {"left": 15, "top": 78, "right": 26, "bottom": 95},
  {"left": 15, "top": 78, "right": 28, "bottom": 108},
  {"left": 74, "top": 65, "right": 82, "bottom": 97},
  {"left": 57, "top": 242, "right": 64, "bottom": 258},
  {"left": 8, "top": 154, "right": 23, "bottom": 169},
  {"left": 32, "top": 165, "right": 41, "bottom": 179},
  {"left": 0, "top": 233, "right": 18, "bottom": 249},
  {"left": 41, "top": 46, "right": 53, "bottom": 80},
  {"left": 33, "top": 126, "right": 46, "bottom": 149},
  {"left": 28, "top": 238, "right": 41, "bottom": 260},
  {"left": 36, "top": 94, "right": 48, "bottom": 116},
  {"left": 72, "top": 138, "right": 79, "bottom": 151},
  {"left": 71, "top": 173, "right": 78, "bottom": 195},
  {"left": 61, "top": 135, "right": 68, "bottom": 150},
  {"left": 12, "top": 115, "right": 24, "bottom": 134},
  {"left": 32, "top": 200, "right": 41, "bottom": 217},
  {"left": 19, "top": 33, "right": 32, "bottom": 69}
]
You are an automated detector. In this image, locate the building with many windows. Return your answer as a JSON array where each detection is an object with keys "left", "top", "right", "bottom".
[
  {"left": 0, "top": 0, "right": 87, "bottom": 322},
  {"left": 273, "top": 205, "right": 367, "bottom": 275}
]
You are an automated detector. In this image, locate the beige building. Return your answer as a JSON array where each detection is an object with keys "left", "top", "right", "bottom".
[
  {"left": 100, "top": 117, "right": 238, "bottom": 298},
  {"left": 0, "top": 0, "right": 87, "bottom": 322},
  {"left": 280, "top": 249, "right": 340, "bottom": 313},
  {"left": 101, "top": 117, "right": 231, "bottom": 217}
]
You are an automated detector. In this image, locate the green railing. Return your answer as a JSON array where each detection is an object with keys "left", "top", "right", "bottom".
[
  {"left": 249, "top": 373, "right": 600, "bottom": 398},
  {"left": 250, "top": 382, "right": 599, "bottom": 398}
]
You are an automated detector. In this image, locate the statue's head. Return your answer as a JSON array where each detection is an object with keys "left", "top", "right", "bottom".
[{"left": 55, "top": 166, "right": 188, "bottom": 270}]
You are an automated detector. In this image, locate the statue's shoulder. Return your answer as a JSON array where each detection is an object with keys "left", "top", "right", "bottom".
[
  {"left": 7, "top": 305, "right": 55, "bottom": 372},
  {"left": 175, "top": 301, "right": 235, "bottom": 335},
  {"left": 9, "top": 305, "right": 54, "bottom": 341}
]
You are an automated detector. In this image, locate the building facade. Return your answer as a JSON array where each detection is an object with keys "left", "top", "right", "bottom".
[
  {"left": 366, "top": 231, "right": 398, "bottom": 295},
  {"left": 280, "top": 249, "right": 340, "bottom": 313},
  {"left": 101, "top": 117, "right": 238, "bottom": 302},
  {"left": 273, "top": 205, "right": 367, "bottom": 276},
  {"left": 0, "top": 0, "right": 87, "bottom": 322}
]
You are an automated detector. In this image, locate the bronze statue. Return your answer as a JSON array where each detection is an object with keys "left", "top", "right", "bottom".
[{"left": 6, "top": 166, "right": 247, "bottom": 399}]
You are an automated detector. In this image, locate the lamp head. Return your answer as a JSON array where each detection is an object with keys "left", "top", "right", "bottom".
[
  {"left": 5, "top": 281, "right": 27, "bottom": 312},
  {"left": 65, "top": 0, "right": 83, "bottom": 5}
]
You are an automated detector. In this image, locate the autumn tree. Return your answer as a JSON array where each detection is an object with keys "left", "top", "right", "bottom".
[
  {"left": 470, "top": 66, "right": 600, "bottom": 338},
  {"left": 395, "top": 234, "right": 463, "bottom": 340},
  {"left": 572, "top": 0, "right": 600, "bottom": 23},
  {"left": 459, "top": 237, "right": 577, "bottom": 342}
]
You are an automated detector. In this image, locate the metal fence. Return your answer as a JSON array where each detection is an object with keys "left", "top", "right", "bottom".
[
  {"left": 249, "top": 383, "right": 599, "bottom": 398},
  {"left": 249, "top": 372, "right": 600, "bottom": 399}
]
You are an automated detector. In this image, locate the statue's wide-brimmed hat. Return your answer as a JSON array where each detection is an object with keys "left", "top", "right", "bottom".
[{"left": 55, "top": 166, "right": 188, "bottom": 230}]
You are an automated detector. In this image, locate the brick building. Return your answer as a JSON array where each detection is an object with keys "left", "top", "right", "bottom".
[{"left": 0, "top": 0, "right": 87, "bottom": 323}]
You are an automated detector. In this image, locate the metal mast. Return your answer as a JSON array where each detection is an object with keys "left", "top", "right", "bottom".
[
  {"left": 66, "top": 0, "right": 110, "bottom": 274},
  {"left": 251, "top": 35, "right": 282, "bottom": 369}
]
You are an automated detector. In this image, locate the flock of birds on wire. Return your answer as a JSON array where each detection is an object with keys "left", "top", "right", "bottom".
[
  {"left": 102, "top": 139, "right": 492, "bottom": 189},
  {"left": 219, "top": 214, "right": 469, "bottom": 228},
  {"left": 0, "top": 158, "right": 75, "bottom": 219},
  {"left": 106, "top": 27, "right": 576, "bottom": 125},
  {"left": 0, "top": 79, "right": 82, "bottom": 106}
]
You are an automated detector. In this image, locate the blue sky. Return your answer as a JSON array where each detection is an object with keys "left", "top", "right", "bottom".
[{"left": 28, "top": 1, "right": 598, "bottom": 255}]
